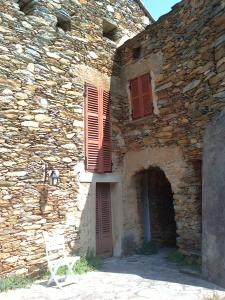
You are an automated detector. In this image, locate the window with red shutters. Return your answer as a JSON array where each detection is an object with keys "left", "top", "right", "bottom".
[
  {"left": 130, "top": 73, "right": 153, "bottom": 120},
  {"left": 85, "top": 84, "right": 112, "bottom": 173}
]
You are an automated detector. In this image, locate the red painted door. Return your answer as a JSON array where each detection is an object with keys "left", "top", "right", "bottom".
[{"left": 96, "top": 183, "right": 113, "bottom": 257}]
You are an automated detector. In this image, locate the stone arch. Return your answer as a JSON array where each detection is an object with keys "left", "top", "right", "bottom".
[{"left": 122, "top": 146, "right": 187, "bottom": 253}]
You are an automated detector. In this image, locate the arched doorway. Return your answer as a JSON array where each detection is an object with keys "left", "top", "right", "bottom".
[{"left": 137, "top": 166, "right": 177, "bottom": 247}]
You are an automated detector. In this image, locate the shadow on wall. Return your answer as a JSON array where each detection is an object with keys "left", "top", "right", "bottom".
[
  {"left": 1, "top": 41, "right": 123, "bottom": 277},
  {"left": 41, "top": 50, "right": 124, "bottom": 263},
  {"left": 61, "top": 45, "right": 127, "bottom": 261}
]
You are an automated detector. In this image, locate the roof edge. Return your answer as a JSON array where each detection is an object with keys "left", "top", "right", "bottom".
[{"left": 136, "top": 0, "right": 155, "bottom": 23}]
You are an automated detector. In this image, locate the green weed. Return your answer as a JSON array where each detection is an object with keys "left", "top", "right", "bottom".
[
  {"left": 0, "top": 275, "right": 33, "bottom": 292},
  {"left": 0, "top": 253, "right": 102, "bottom": 292},
  {"left": 55, "top": 253, "right": 102, "bottom": 275},
  {"left": 204, "top": 292, "right": 225, "bottom": 300},
  {"left": 73, "top": 254, "right": 102, "bottom": 274},
  {"left": 137, "top": 241, "right": 158, "bottom": 255},
  {"left": 167, "top": 250, "right": 201, "bottom": 271}
]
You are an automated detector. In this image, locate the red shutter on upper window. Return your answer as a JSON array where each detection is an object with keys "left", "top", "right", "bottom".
[
  {"left": 102, "top": 90, "right": 112, "bottom": 172},
  {"left": 140, "top": 74, "right": 153, "bottom": 116},
  {"left": 85, "top": 84, "right": 100, "bottom": 172},
  {"left": 130, "top": 78, "right": 142, "bottom": 120},
  {"left": 130, "top": 74, "right": 153, "bottom": 119},
  {"left": 85, "top": 84, "right": 112, "bottom": 173}
]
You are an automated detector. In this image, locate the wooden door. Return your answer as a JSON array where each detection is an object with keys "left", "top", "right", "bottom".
[{"left": 96, "top": 183, "right": 113, "bottom": 257}]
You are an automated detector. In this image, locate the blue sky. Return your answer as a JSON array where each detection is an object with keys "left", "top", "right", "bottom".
[{"left": 143, "top": 0, "right": 181, "bottom": 20}]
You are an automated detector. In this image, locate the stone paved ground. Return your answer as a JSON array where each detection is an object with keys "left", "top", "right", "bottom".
[{"left": 1, "top": 250, "right": 225, "bottom": 300}]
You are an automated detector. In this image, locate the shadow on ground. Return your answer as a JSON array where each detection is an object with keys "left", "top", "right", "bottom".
[
  {"left": 1, "top": 249, "right": 225, "bottom": 300},
  {"left": 101, "top": 249, "right": 225, "bottom": 292}
]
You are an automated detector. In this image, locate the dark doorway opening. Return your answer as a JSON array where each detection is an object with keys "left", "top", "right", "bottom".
[{"left": 138, "top": 167, "right": 177, "bottom": 248}]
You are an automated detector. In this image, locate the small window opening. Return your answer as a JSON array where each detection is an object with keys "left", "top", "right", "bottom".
[
  {"left": 18, "top": 0, "right": 35, "bottom": 14},
  {"left": 103, "top": 19, "right": 119, "bottom": 42},
  {"left": 56, "top": 19, "right": 71, "bottom": 31},
  {"left": 56, "top": 10, "right": 71, "bottom": 32},
  {"left": 133, "top": 47, "right": 141, "bottom": 60}
]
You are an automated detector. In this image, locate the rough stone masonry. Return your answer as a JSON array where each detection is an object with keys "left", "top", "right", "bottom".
[
  {"left": 0, "top": 0, "right": 151, "bottom": 276},
  {"left": 117, "top": 0, "right": 225, "bottom": 287},
  {"left": 0, "top": 0, "right": 225, "bottom": 289}
]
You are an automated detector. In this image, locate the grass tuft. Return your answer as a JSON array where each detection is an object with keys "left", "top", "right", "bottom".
[
  {"left": 56, "top": 252, "right": 102, "bottom": 276},
  {"left": 0, "top": 275, "right": 33, "bottom": 292},
  {"left": 137, "top": 241, "right": 158, "bottom": 255},
  {"left": 0, "top": 252, "right": 102, "bottom": 293},
  {"left": 167, "top": 250, "right": 201, "bottom": 271},
  {"left": 73, "top": 253, "right": 102, "bottom": 274},
  {"left": 204, "top": 292, "right": 225, "bottom": 300}
]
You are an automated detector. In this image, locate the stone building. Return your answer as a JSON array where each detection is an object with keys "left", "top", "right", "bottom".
[
  {"left": 0, "top": 0, "right": 153, "bottom": 276},
  {"left": 0, "top": 0, "right": 225, "bottom": 289}
]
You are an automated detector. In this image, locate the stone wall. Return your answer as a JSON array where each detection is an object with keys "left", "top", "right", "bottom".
[
  {"left": 202, "top": 111, "right": 225, "bottom": 288},
  {"left": 1, "top": 0, "right": 225, "bottom": 278},
  {"left": 0, "top": 0, "right": 150, "bottom": 275},
  {"left": 118, "top": 0, "right": 225, "bottom": 255}
]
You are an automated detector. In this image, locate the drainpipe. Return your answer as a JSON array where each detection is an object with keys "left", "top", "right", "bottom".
[{"left": 142, "top": 171, "right": 151, "bottom": 241}]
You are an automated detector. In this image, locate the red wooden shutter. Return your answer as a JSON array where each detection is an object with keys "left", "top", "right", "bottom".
[
  {"left": 102, "top": 90, "right": 112, "bottom": 172},
  {"left": 130, "top": 74, "right": 153, "bottom": 119},
  {"left": 96, "top": 183, "right": 113, "bottom": 257},
  {"left": 140, "top": 74, "right": 153, "bottom": 116},
  {"left": 130, "top": 78, "right": 142, "bottom": 119},
  {"left": 85, "top": 84, "right": 112, "bottom": 173},
  {"left": 85, "top": 84, "right": 100, "bottom": 172}
]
